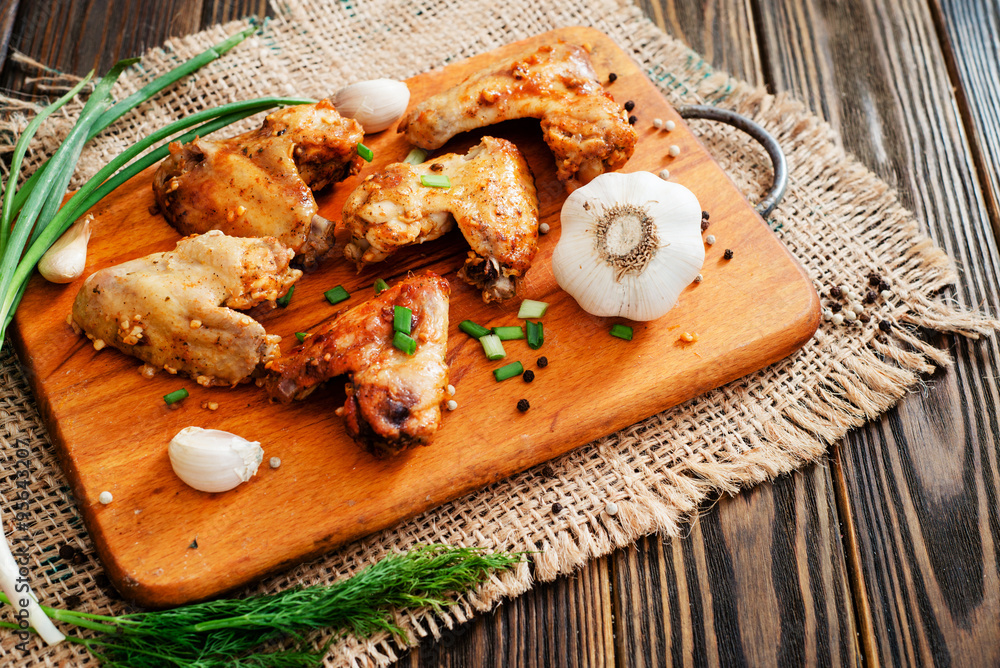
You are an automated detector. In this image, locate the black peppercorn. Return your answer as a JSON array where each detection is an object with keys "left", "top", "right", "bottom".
[
  {"left": 552, "top": 502, "right": 563, "bottom": 514},
  {"left": 523, "top": 370, "right": 535, "bottom": 383},
  {"left": 700, "top": 220, "right": 710, "bottom": 232},
  {"left": 59, "top": 544, "right": 77, "bottom": 561},
  {"left": 879, "top": 320, "right": 892, "bottom": 333},
  {"left": 868, "top": 273, "right": 881, "bottom": 286},
  {"left": 830, "top": 286, "right": 842, "bottom": 298},
  {"left": 517, "top": 398, "right": 530, "bottom": 412},
  {"left": 608, "top": 73, "right": 617, "bottom": 82},
  {"left": 537, "top": 356, "right": 548, "bottom": 368},
  {"left": 878, "top": 280, "right": 890, "bottom": 292},
  {"left": 429, "top": 163, "right": 443, "bottom": 172},
  {"left": 830, "top": 303, "right": 842, "bottom": 313},
  {"left": 628, "top": 115, "right": 637, "bottom": 125},
  {"left": 723, "top": 248, "right": 734, "bottom": 260},
  {"left": 865, "top": 290, "right": 877, "bottom": 303},
  {"left": 624, "top": 100, "right": 635, "bottom": 112},
  {"left": 702, "top": 210, "right": 710, "bottom": 220},
  {"left": 542, "top": 465, "right": 555, "bottom": 477},
  {"left": 859, "top": 313, "right": 871, "bottom": 323}
]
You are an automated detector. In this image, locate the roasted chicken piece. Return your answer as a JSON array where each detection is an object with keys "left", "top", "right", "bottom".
[
  {"left": 266, "top": 272, "right": 450, "bottom": 457},
  {"left": 399, "top": 42, "right": 636, "bottom": 190},
  {"left": 72, "top": 231, "right": 300, "bottom": 386},
  {"left": 152, "top": 100, "right": 365, "bottom": 268},
  {"left": 342, "top": 137, "right": 538, "bottom": 302}
]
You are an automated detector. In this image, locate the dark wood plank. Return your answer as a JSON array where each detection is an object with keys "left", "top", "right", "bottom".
[
  {"left": 0, "top": 0, "right": 20, "bottom": 73},
  {"left": 613, "top": 471, "right": 859, "bottom": 666},
  {"left": 0, "top": 0, "right": 276, "bottom": 98},
  {"left": 756, "top": 0, "right": 1000, "bottom": 664},
  {"left": 932, "top": 1, "right": 1000, "bottom": 235},
  {"left": 402, "top": 557, "right": 615, "bottom": 668}
]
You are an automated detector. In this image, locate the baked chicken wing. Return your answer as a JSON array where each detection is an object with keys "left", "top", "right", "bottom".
[
  {"left": 399, "top": 42, "right": 636, "bottom": 190},
  {"left": 266, "top": 272, "right": 450, "bottom": 457},
  {"left": 152, "top": 100, "right": 364, "bottom": 268},
  {"left": 342, "top": 137, "right": 538, "bottom": 302},
  {"left": 72, "top": 231, "right": 300, "bottom": 386}
]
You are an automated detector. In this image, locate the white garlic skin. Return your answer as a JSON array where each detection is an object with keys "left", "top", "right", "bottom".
[
  {"left": 552, "top": 171, "right": 705, "bottom": 321},
  {"left": 332, "top": 79, "right": 410, "bottom": 133},
  {"left": 38, "top": 215, "right": 92, "bottom": 283},
  {"left": 168, "top": 427, "right": 263, "bottom": 493}
]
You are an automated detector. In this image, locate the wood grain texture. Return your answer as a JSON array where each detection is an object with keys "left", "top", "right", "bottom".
[
  {"left": 756, "top": 0, "right": 1000, "bottom": 665},
  {"left": 613, "top": 470, "right": 859, "bottom": 667},
  {"left": 10, "top": 26, "right": 818, "bottom": 607},
  {"left": 402, "top": 557, "right": 615, "bottom": 667},
  {"left": 932, "top": 0, "right": 1000, "bottom": 237}
]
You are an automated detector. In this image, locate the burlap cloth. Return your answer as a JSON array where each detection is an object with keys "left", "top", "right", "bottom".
[{"left": 0, "top": 0, "right": 994, "bottom": 665}]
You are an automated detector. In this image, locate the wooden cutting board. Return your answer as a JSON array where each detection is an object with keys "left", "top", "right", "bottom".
[{"left": 11, "top": 26, "right": 819, "bottom": 607}]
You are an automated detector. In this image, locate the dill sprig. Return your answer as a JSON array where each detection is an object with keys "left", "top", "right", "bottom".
[{"left": 1, "top": 545, "right": 522, "bottom": 667}]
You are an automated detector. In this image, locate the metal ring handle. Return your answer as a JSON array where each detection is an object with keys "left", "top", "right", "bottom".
[{"left": 675, "top": 105, "right": 787, "bottom": 218}]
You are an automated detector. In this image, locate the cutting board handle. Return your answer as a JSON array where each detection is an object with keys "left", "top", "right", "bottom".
[{"left": 676, "top": 105, "right": 788, "bottom": 218}]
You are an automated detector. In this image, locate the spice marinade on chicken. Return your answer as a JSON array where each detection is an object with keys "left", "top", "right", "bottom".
[
  {"left": 399, "top": 41, "right": 636, "bottom": 191},
  {"left": 266, "top": 272, "right": 451, "bottom": 457},
  {"left": 152, "top": 100, "right": 364, "bottom": 269},
  {"left": 342, "top": 136, "right": 539, "bottom": 302},
  {"left": 72, "top": 231, "right": 300, "bottom": 386}
]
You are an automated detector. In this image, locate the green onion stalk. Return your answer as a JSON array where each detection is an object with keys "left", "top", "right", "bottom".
[
  {"left": 0, "top": 25, "right": 316, "bottom": 347},
  {"left": 0, "top": 545, "right": 522, "bottom": 667}
]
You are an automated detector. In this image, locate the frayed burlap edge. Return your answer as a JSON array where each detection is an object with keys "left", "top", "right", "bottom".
[{"left": 0, "top": 0, "right": 996, "bottom": 666}]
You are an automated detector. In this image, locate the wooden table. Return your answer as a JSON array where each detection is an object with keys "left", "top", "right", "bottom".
[{"left": 3, "top": 1, "right": 998, "bottom": 665}]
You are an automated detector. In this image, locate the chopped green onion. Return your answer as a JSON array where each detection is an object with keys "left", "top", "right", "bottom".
[
  {"left": 404, "top": 148, "right": 428, "bottom": 165},
  {"left": 295, "top": 332, "right": 308, "bottom": 343},
  {"left": 357, "top": 142, "right": 374, "bottom": 162},
  {"left": 492, "top": 325, "right": 524, "bottom": 341},
  {"left": 610, "top": 324, "right": 634, "bottom": 341},
  {"left": 480, "top": 334, "right": 505, "bottom": 361},
  {"left": 526, "top": 320, "right": 544, "bottom": 349},
  {"left": 276, "top": 285, "right": 295, "bottom": 308},
  {"left": 460, "top": 320, "right": 490, "bottom": 338},
  {"left": 517, "top": 299, "right": 549, "bottom": 319},
  {"left": 493, "top": 361, "right": 524, "bottom": 382},
  {"left": 393, "top": 331, "right": 417, "bottom": 355},
  {"left": 420, "top": 174, "right": 451, "bottom": 188},
  {"left": 325, "top": 285, "right": 350, "bottom": 305},
  {"left": 163, "top": 389, "right": 189, "bottom": 405},
  {"left": 374, "top": 278, "right": 389, "bottom": 295},
  {"left": 393, "top": 305, "right": 412, "bottom": 334}
]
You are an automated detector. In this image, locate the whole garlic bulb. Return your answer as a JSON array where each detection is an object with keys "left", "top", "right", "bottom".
[
  {"left": 38, "top": 215, "right": 92, "bottom": 283},
  {"left": 552, "top": 171, "right": 705, "bottom": 321},
  {"left": 332, "top": 79, "right": 410, "bottom": 133},
  {"left": 168, "top": 427, "right": 263, "bottom": 493}
]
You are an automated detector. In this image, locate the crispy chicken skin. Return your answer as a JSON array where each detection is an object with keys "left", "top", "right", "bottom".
[
  {"left": 342, "top": 137, "right": 538, "bottom": 302},
  {"left": 152, "top": 100, "right": 364, "bottom": 268},
  {"left": 72, "top": 231, "right": 301, "bottom": 386},
  {"left": 266, "top": 272, "right": 450, "bottom": 457},
  {"left": 399, "top": 42, "right": 636, "bottom": 190}
]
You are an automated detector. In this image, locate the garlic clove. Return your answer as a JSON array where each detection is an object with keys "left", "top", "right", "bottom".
[
  {"left": 332, "top": 79, "right": 410, "bottom": 134},
  {"left": 38, "top": 215, "right": 92, "bottom": 283},
  {"left": 168, "top": 426, "right": 263, "bottom": 493},
  {"left": 552, "top": 171, "right": 704, "bottom": 321}
]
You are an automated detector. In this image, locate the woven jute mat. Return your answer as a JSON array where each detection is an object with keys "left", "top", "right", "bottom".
[{"left": 1, "top": 0, "right": 995, "bottom": 664}]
